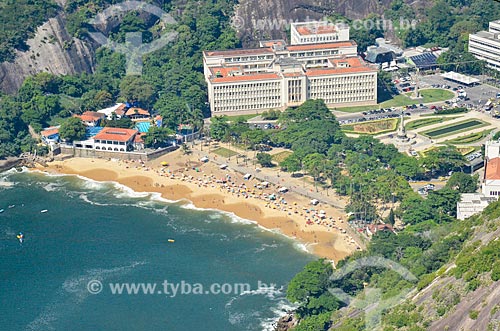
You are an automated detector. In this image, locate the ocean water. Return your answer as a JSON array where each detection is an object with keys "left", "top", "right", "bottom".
[{"left": 0, "top": 170, "right": 313, "bottom": 331}]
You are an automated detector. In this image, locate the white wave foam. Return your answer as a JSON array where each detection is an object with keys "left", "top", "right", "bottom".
[
  {"left": 260, "top": 300, "right": 299, "bottom": 331},
  {"left": 42, "top": 182, "right": 63, "bottom": 192},
  {"left": 27, "top": 261, "right": 147, "bottom": 330}
]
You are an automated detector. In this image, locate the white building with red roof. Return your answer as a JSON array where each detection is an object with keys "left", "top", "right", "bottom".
[
  {"left": 457, "top": 140, "right": 500, "bottom": 220},
  {"left": 93, "top": 127, "right": 138, "bottom": 152},
  {"left": 73, "top": 111, "right": 105, "bottom": 127},
  {"left": 290, "top": 21, "right": 350, "bottom": 45},
  {"left": 203, "top": 21, "right": 377, "bottom": 114}
]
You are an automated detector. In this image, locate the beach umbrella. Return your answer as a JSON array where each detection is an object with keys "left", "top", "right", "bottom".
[{"left": 161, "top": 161, "right": 169, "bottom": 166}]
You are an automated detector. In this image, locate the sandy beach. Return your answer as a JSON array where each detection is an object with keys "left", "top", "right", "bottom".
[{"left": 40, "top": 150, "right": 360, "bottom": 261}]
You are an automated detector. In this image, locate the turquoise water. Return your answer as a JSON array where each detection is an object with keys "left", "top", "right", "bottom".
[{"left": 0, "top": 170, "right": 313, "bottom": 331}]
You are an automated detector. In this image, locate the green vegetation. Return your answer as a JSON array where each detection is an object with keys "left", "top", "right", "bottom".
[
  {"left": 59, "top": 117, "right": 86, "bottom": 142},
  {"left": 337, "top": 89, "right": 454, "bottom": 113},
  {"left": 212, "top": 147, "right": 238, "bottom": 158},
  {"left": 256, "top": 152, "right": 273, "bottom": 167},
  {"left": 406, "top": 116, "right": 459, "bottom": 130},
  {"left": 444, "top": 129, "right": 494, "bottom": 145},
  {"left": 143, "top": 127, "right": 175, "bottom": 149},
  {"left": 0, "top": 0, "right": 239, "bottom": 157},
  {"left": 435, "top": 107, "right": 468, "bottom": 115},
  {"left": 0, "top": 0, "right": 59, "bottom": 62},
  {"left": 412, "top": 89, "right": 455, "bottom": 103},
  {"left": 272, "top": 151, "right": 293, "bottom": 164},
  {"left": 423, "top": 120, "right": 487, "bottom": 138},
  {"left": 342, "top": 118, "right": 398, "bottom": 135},
  {"left": 388, "top": 0, "right": 499, "bottom": 75},
  {"left": 261, "top": 110, "right": 281, "bottom": 120}
]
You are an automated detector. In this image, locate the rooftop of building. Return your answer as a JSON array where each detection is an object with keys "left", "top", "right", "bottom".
[
  {"left": 306, "top": 57, "right": 376, "bottom": 76},
  {"left": 125, "top": 107, "right": 150, "bottom": 116},
  {"left": 259, "top": 40, "right": 286, "bottom": 47},
  {"left": 472, "top": 30, "right": 500, "bottom": 41},
  {"left": 286, "top": 40, "right": 356, "bottom": 52},
  {"left": 210, "top": 72, "right": 281, "bottom": 83},
  {"left": 41, "top": 127, "right": 59, "bottom": 137},
  {"left": 93, "top": 127, "right": 138, "bottom": 142},
  {"left": 204, "top": 40, "right": 357, "bottom": 59},
  {"left": 203, "top": 47, "right": 274, "bottom": 57},
  {"left": 485, "top": 157, "right": 500, "bottom": 180},
  {"left": 291, "top": 21, "right": 348, "bottom": 35},
  {"left": 74, "top": 111, "right": 105, "bottom": 122}
]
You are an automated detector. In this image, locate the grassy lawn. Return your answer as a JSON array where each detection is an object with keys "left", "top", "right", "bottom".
[
  {"left": 212, "top": 147, "right": 238, "bottom": 158},
  {"left": 443, "top": 129, "right": 494, "bottom": 145},
  {"left": 272, "top": 151, "right": 293, "bottom": 163},
  {"left": 406, "top": 116, "right": 460, "bottom": 130},
  {"left": 342, "top": 118, "right": 399, "bottom": 135},
  {"left": 414, "top": 89, "right": 455, "bottom": 103},
  {"left": 422, "top": 119, "right": 488, "bottom": 139},
  {"left": 336, "top": 88, "right": 454, "bottom": 113}
]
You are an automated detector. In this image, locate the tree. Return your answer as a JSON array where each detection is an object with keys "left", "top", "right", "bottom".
[
  {"left": 280, "top": 154, "right": 302, "bottom": 173},
  {"left": 119, "top": 75, "right": 155, "bottom": 108},
  {"left": 445, "top": 172, "right": 479, "bottom": 193},
  {"left": 143, "top": 127, "right": 174, "bottom": 148},
  {"left": 59, "top": 117, "right": 86, "bottom": 142},
  {"left": 209, "top": 116, "right": 230, "bottom": 141},
  {"left": 386, "top": 209, "right": 395, "bottom": 226},
  {"left": 256, "top": 152, "right": 273, "bottom": 167}
]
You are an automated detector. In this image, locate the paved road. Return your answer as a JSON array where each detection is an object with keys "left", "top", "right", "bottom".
[{"left": 191, "top": 144, "right": 346, "bottom": 210}]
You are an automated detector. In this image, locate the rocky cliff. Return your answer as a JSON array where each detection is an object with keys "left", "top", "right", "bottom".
[
  {"left": 0, "top": 13, "right": 94, "bottom": 94},
  {"left": 234, "top": 0, "right": 396, "bottom": 46}
]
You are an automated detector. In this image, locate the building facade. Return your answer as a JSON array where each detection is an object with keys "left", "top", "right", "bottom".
[
  {"left": 290, "top": 21, "right": 350, "bottom": 45},
  {"left": 469, "top": 20, "right": 500, "bottom": 72},
  {"left": 203, "top": 22, "right": 378, "bottom": 114},
  {"left": 457, "top": 140, "right": 500, "bottom": 220}
]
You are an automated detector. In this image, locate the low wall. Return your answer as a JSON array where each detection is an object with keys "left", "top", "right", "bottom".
[{"left": 60, "top": 145, "right": 178, "bottom": 161}]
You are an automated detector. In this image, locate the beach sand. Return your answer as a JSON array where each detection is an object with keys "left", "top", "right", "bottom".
[{"left": 41, "top": 151, "right": 359, "bottom": 261}]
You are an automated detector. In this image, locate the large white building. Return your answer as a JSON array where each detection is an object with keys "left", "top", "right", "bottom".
[
  {"left": 203, "top": 22, "right": 378, "bottom": 114},
  {"left": 457, "top": 140, "right": 500, "bottom": 220},
  {"left": 290, "top": 21, "right": 350, "bottom": 45},
  {"left": 469, "top": 20, "right": 500, "bottom": 72}
]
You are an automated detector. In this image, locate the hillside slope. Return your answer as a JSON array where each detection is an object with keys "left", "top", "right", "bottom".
[{"left": 0, "top": 13, "right": 94, "bottom": 94}]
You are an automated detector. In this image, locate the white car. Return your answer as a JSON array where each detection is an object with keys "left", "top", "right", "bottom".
[{"left": 200, "top": 156, "right": 209, "bottom": 162}]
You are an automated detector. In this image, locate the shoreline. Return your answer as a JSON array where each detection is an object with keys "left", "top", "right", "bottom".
[{"left": 37, "top": 152, "right": 358, "bottom": 261}]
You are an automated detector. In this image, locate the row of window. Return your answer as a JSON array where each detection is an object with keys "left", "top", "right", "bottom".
[
  {"left": 213, "top": 98, "right": 282, "bottom": 105},
  {"left": 94, "top": 140, "right": 126, "bottom": 145},
  {"left": 95, "top": 146, "right": 126, "bottom": 152},
  {"left": 224, "top": 55, "right": 274, "bottom": 62},
  {"left": 213, "top": 83, "right": 281, "bottom": 90},
  {"left": 321, "top": 96, "right": 375, "bottom": 103},
  {"left": 309, "top": 84, "right": 375, "bottom": 90},
  {"left": 214, "top": 103, "right": 281, "bottom": 112}
]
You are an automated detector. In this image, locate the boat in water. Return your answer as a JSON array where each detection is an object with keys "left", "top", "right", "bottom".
[{"left": 16, "top": 232, "right": 24, "bottom": 244}]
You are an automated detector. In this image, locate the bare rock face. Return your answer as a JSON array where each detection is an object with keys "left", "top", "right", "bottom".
[
  {"left": 0, "top": 14, "right": 94, "bottom": 94},
  {"left": 234, "top": 0, "right": 396, "bottom": 46}
]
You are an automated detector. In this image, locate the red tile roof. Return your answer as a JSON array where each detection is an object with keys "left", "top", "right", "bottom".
[
  {"left": 296, "top": 25, "right": 336, "bottom": 36},
  {"left": 74, "top": 111, "right": 105, "bottom": 122},
  {"left": 115, "top": 104, "right": 127, "bottom": 116},
  {"left": 41, "top": 127, "right": 59, "bottom": 137},
  {"left": 306, "top": 57, "right": 377, "bottom": 76},
  {"left": 209, "top": 66, "right": 242, "bottom": 77},
  {"left": 93, "top": 128, "right": 138, "bottom": 142},
  {"left": 283, "top": 72, "right": 304, "bottom": 77},
  {"left": 125, "top": 107, "right": 150, "bottom": 116},
  {"left": 486, "top": 157, "right": 500, "bottom": 180}
]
